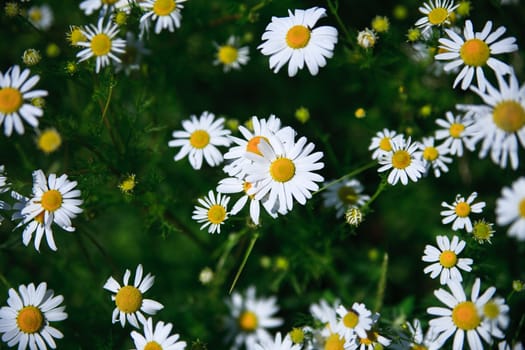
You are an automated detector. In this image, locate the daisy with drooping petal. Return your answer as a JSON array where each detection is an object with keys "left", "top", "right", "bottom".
[
  {"left": 309, "top": 298, "right": 340, "bottom": 336},
  {"left": 457, "top": 71, "right": 525, "bottom": 170},
  {"left": 427, "top": 278, "right": 494, "bottom": 350},
  {"left": 414, "top": 136, "right": 453, "bottom": 178},
  {"left": 435, "top": 20, "right": 518, "bottom": 90},
  {"left": 0, "top": 282, "right": 67, "bottom": 350},
  {"left": 216, "top": 177, "right": 277, "bottom": 226},
  {"left": 223, "top": 114, "right": 289, "bottom": 178},
  {"left": 334, "top": 303, "right": 373, "bottom": 340},
  {"left": 103, "top": 264, "right": 164, "bottom": 328},
  {"left": 225, "top": 286, "right": 283, "bottom": 350},
  {"left": 168, "top": 111, "right": 231, "bottom": 170},
  {"left": 434, "top": 111, "right": 475, "bottom": 157},
  {"left": 377, "top": 137, "right": 426, "bottom": 186},
  {"left": 79, "top": 0, "right": 119, "bottom": 16},
  {"left": 76, "top": 18, "right": 127, "bottom": 73},
  {"left": 258, "top": 7, "right": 338, "bottom": 77},
  {"left": 139, "top": 0, "right": 187, "bottom": 34},
  {"left": 322, "top": 179, "right": 370, "bottom": 218},
  {"left": 130, "top": 317, "right": 187, "bottom": 350},
  {"left": 245, "top": 131, "right": 324, "bottom": 215},
  {"left": 441, "top": 192, "right": 486, "bottom": 232},
  {"left": 17, "top": 169, "right": 83, "bottom": 251},
  {"left": 192, "top": 190, "right": 230, "bottom": 234},
  {"left": 254, "top": 332, "right": 301, "bottom": 350},
  {"left": 482, "top": 296, "right": 509, "bottom": 339},
  {"left": 0, "top": 65, "right": 48, "bottom": 136},
  {"left": 214, "top": 36, "right": 250, "bottom": 73},
  {"left": 422, "top": 235, "right": 473, "bottom": 285},
  {"left": 495, "top": 177, "right": 525, "bottom": 241},
  {"left": 368, "top": 128, "right": 404, "bottom": 160},
  {"left": 414, "top": 0, "right": 459, "bottom": 35}
]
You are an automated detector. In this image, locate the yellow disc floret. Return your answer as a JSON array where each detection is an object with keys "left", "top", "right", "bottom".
[
  {"left": 379, "top": 137, "right": 392, "bottom": 151},
  {"left": 324, "top": 333, "right": 346, "bottom": 350},
  {"left": 392, "top": 150, "right": 411, "bottom": 169},
  {"left": 428, "top": 7, "right": 449, "bottom": 25},
  {"left": 115, "top": 285, "right": 143, "bottom": 313},
  {"left": 439, "top": 250, "right": 458, "bottom": 268},
  {"left": 337, "top": 186, "right": 358, "bottom": 205},
  {"left": 492, "top": 100, "right": 525, "bottom": 133},
  {"left": 520, "top": 199, "right": 525, "bottom": 218},
  {"left": 207, "top": 204, "right": 226, "bottom": 225},
  {"left": 218, "top": 45, "right": 238, "bottom": 65},
  {"left": 144, "top": 341, "right": 162, "bottom": 350},
  {"left": 449, "top": 123, "right": 465, "bottom": 138},
  {"left": 483, "top": 300, "right": 500, "bottom": 320},
  {"left": 270, "top": 157, "right": 296, "bottom": 182},
  {"left": 37, "top": 129, "right": 62, "bottom": 154},
  {"left": 460, "top": 39, "right": 490, "bottom": 67},
  {"left": 286, "top": 25, "right": 311, "bottom": 49},
  {"left": 343, "top": 310, "right": 359, "bottom": 328},
  {"left": 452, "top": 301, "right": 481, "bottom": 330},
  {"left": 423, "top": 147, "right": 439, "bottom": 161},
  {"left": 454, "top": 201, "right": 470, "bottom": 217},
  {"left": 0, "top": 87, "right": 23, "bottom": 114},
  {"left": 189, "top": 130, "right": 210, "bottom": 149},
  {"left": 91, "top": 34, "right": 112, "bottom": 56},
  {"left": 41, "top": 190, "right": 63, "bottom": 212},
  {"left": 153, "top": 0, "right": 175, "bottom": 16},
  {"left": 246, "top": 136, "right": 268, "bottom": 156},
  {"left": 17, "top": 306, "right": 44, "bottom": 334},
  {"left": 238, "top": 310, "right": 258, "bottom": 332}
]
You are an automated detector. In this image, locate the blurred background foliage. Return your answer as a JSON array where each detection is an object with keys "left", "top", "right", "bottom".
[{"left": 0, "top": 0, "right": 524, "bottom": 348}]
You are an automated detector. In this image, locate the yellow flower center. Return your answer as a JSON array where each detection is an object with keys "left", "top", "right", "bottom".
[
  {"left": 289, "top": 327, "right": 305, "bottom": 344},
  {"left": 439, "top": 250, "right": 457, "bottom": 268},
  {"left": 379, "top": 137, "right": 392, "bottom": 151},
  {"left": 144, "top": 341, "right": 162, "bottom": 350},
  {"left": 460, "top": 38, "right": 490, "bottom": 67},
  {"left": 423, "top": 146, "right": 439, "bottom": 161},
  {"left": 91, "top": 33, "right": 112, "bottom": 57},
  {"left": 343, "top": 310, "right": 359, "bottom": 328},
  {"left": 0, "top": 87, "right": 23, "bottom": 114},
  {"left": 238, "top": 310, "right": 258, "bottom": 332},
  {"left": 270, "top": 157, "right": 296, "bottom": 182},
  {"left": 428, "top": 7, "right": 448, "bottom": 25},
  {"left": 153, "top": 0, "right": 176, "bottom": 16},
  {"left": 449, "top": 123, "right": 464, "bottom": 138},
  {"left": 119, "top": 175, "right": 137, "bottom": 194},
  {"left": 38, "top": 129, "right": 62, "bottom": 154},
  {"left": 102, "top": 0, "right": 119, "bottom": 4},
  {"left": 286, "top": 25, "right": 311, "bottom": 49},
  {"left": 17, "top": 306, "right": 44, "bottom": 334},
  {"left": 492, "top": 100, "right": 525, "bottom": 133},
  {"left": 115, "top": 285, "right": 143, "bottom": 313},
  {"left": 324, "top": 333, "right": 345, "bottom": 350},
  {"left": 483, "top": 300, "right": 500, "bottom": 320},
  {"left": 207, "top": 204, "right": 226, "bottom": 225},
  {"left": 41, "top": 189, "right": 63, "bottom": 212},
  {"left": 392, "top": 150, "right": 411, "bottom": 169},
  {"left": 189, "top": 130, "right": 210, "bottom": 149},
  {"left": 520, "top": 199, "right": 525, "bottom": 218},
  {"left": 412, "top": 345, "right": 428, "bottom": 350},
  {"left": 29, "top": 9, "right": 42, "bottom": 22},
  {"left": 455, "top": 201, "right": 470, "bottom": 217},
  {"left": 34, "top": 211, "right": 45, "bottom": 224},
  {"left": 452, "top": 301, "right": 481, "bottom": 330},
  {"left": 68, "top": 28, "right": 87, "bottom": 46},
  {"left": 472, "top": 220, "right": 493, "bottom": 242},
  {"left": 246, "top": 136, "right": 269, "bottom": 156},
  {"left": 337, "top": 186, "right": 358, "bottom": 205},
  {"left": 218, "top": 45, "right": 238, "bottom": 65}
]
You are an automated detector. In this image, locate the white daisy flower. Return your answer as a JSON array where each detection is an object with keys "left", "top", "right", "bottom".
[
  {"left": 481, "top": 296, "right": 509, "bottom": 339},
  {"left": 168, "top": 111, "right": 231, "bottom": 170},
  {"left": 258, "top": 7, "right": 338, "bottom": 77},
  {"left": 254, "top": 332, "right": 301, "bottom": 350},
  {"left": 377, "top": 137, "right": 426, "bottom": 186},
  {"left": 27, "top": 4, "right": 54, "bottom": 31},
  {"left": 0, "top": 65, "right": 48, "bottom": 136},
  {"left": 192, "top": 190, "right": 230, "bottom": 234},
  {"left": 457, "top": 70, "right": 525, "bottom": 170},
  {"left": 356, "top": 330, "right": 391, "bottom": 350},
  {"left": 77, "top": 18, "right": 127, "bottom": 73},
  {"left": 216, "top": 177, "right": 276, "bottom": 226},
  {"left": 245, "top": 131, "right": 324, "bottom": 215},
  {"left": 79, "top": 0, "right": 119, "bottom": 16},
  {"left": 414, "top": 136, "right": 453, "bottom": 178},
  {"left": 225, "top": 286, "right": 283, "bottom": 350},
  {"left": 422, "top": 235, "right": 473, "bottom": 285},
  {"left": 18, "top": 169, "right": 83, "bottom": 251},
  {"left": 322, "top": 179, "right": 370, "bottom": 218},
  {"left": 139, "top": 0, "right": 187, "bottom": 34},
  {"left": 0, "top": 165, "right": 9, "bottom": 224},
  {"left": 103, "top": 264, "right": 164, "bottom": 328},
  {"left": 434, "top": 111, "right": 475, "bottom": 157},
  {"left": 0, "top": 282, "right": 67, "bottom": 350},
  {"left": 414, "top": 0, "right": 459, "bottom": 35},
  {"left": 427, "top": 278, "right": 494, "bottom": 349},
  {"left": 405, "top": 319, "right": 441, "bottom": 350},
  {"left": 130, "top": 317, "right": 187, "bottom": 350},
  {"left": 495, "top": 177, "right": 525, "bottom": 241},
  {"left": 309, "top": 298, "right": 340, "bottom": 339},
  {"left": 356, "top": 28, "right": 377, "bottom": 49},
  {"left": 435, "top": 19, "right": 518, "bottom": 90},
  {"left": 223, "top": 114, "right": 288, "bottom": 178},
  {"left": 335, "top": 303, "right": 373, "bottom": 340},
  {"left": 441, "top": 192, "right": 486, "bottom": 232},
  {"left": 368, "top": 128, "right": 404, "bottom": 160},
  {"left": 214, "top": 35, "right": 250, "bottom": 73}
]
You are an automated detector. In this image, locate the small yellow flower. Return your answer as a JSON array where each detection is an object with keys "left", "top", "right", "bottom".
[
  {"left": 456, "top": 1, "right": 471, "bottom": 17},
  {"left": 46, "top": 43, "right": 60, "bottom": 57},
  {"left": 295, "top": 106, "right": 310, "bottom": 123},
  {"left": 406, "top": 28, "right": 421, "bottom": 42},
  {"left": 512, "top": 280, "right": 524, "bottom": 292},
  {"left": 393, "top": 5, "right": 408, "bottom": 20},
  {"left": 355, "top": 108, "right": 366, "bottom": 119},
  {"left": 66, "top": 26, "right": 87, "bottom": 47},
  {"left": 32, "top": 97, "right": 45, "bottom": 108},
  {"left": 118, "top": 174, "right": 137, "bottom": 194},
  {"left": 225, "top": 118, "right": 239, "bottom": 131},
  {"left": 4, "top": 2, "right": 20, "bottom": 17},
  {"left": 114, "top": 11, "right": 127, "bottom": 26},
  {"left": 419, "top": 104, "right": 432, "bottom": 118},
  {"left": 65, "top": 61, "right": 78, "bottom": 75},
  {"left": 244, "top": 118, "right": 254, "bottom": 131},
  {"left": 37, "top": 128, "right": 62, "bottom": 154},
  {"left": 274, "top": 256, "right": 289, "bottom": 271},
  {"left": 289, "top": 328, "right": 305, "bottom": 344},
  {"left": 471, "top": 219, "right": 494, "bottom": 244},
  {"left": 22, "top": 49, "right": 41, "bottom": 66},
  {"left": 371, "top": 16, "right": 390, "bottom": 33}
]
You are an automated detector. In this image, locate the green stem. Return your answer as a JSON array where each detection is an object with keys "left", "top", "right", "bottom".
[
  {"left": 326, "top": 0, "right": 354, "bottom": 46},
  {"left": 0, "top": 274, "right": 11, "bottom": 289},
  {"left": 361, "top": 177, "right": 388, "bottom": 213},
  {"left": 229, "top": 232, "right": 259, "bottom": 294},
  {"left": 98, "top": 77, "right": 124, "bottom": 155},
  {"left": 313, "top": 161, "right": 377, "bottom": 195},
  {"left": 374, "top": 252, "right": 388, "bottom": 312}
]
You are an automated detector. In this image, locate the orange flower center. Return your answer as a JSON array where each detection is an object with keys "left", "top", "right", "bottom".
[
  {"left": 392, "top": 150, "right": 411, "bottom": 169},
  {"left": 115, "top": 285, "right": 143, "bottom": 313},
  {"left": 17, "top": 306, "right": 44, "bottom": 334},
  {"left": 41, "top": 189, "right": 63, "bottom": 212},
  {"left": 460, "top": 38, "right": 490, "bottom": 67},
  {"left": 270, "top": 157, "right": 295, "bottom": 182},
  {"left": 238, "top": 310, "right": 258, "bottom": 332},
  {"left": 153, "top": 0, "right": 176, "bottom": 16},
  {"left": 286, "top": 25, "right": 311, "bottom": 49},
  {"left": 492, "top": 100, "right": 525, "bottom": 133},
  {"left": 189, "top": 130, "right": 210, "bottom": 149},
  {"left": 0, "top": 87, "right": 23, "bottom": 114},
  {"left": 439, "top": 250, "right": 457, "bottom": 268},
  {"left": 452, "top": 301, "right": 481, "bottom": 330}
]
